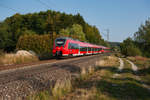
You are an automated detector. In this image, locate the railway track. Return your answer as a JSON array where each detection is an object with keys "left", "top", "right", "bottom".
[
  {"left": 0, "top": 54, "right": 104, "bottom": 85},
  {"left": 0, "top": 54, "right": 111, "bottom": 100}
]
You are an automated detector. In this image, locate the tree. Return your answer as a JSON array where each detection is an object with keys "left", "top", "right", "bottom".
[
  {"left": 134, "top": 18, "right": 150, "bottom": 57},
  {"left": 59, "top": 24, "right": 86, "bottom": 41},
  {"left": 120, "top": 38, "right": 141, "bottom": 56},
  {"left": 0, "top": 9, "right": 107, "bottom": 52}
]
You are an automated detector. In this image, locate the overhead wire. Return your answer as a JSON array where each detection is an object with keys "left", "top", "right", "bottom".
[
  {"left": 35, "top": 0, "right": 52, "bottom": 9},
  {"left": 0, "top": 3, "right": 19, "bottom": 13}
]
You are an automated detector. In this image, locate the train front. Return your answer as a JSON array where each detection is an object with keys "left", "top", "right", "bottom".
[{"left": 52, "top": 38, "right": 67, "bottom": 57}]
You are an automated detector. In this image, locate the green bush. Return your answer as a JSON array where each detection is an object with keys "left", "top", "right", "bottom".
[
  {"left": 120, "top": 38, "right": 142, "bottom": 57},
  {"left": 16, "top": 34, "right": 54, "bottom": 59},
  {"left": 126, "top": 46, "right": 142, "bottom": 56}
]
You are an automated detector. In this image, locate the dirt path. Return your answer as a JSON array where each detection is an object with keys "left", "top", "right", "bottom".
[
  {"left": 113, "top": 58, "right": 124, "bottom": 78},
  {"left": 61, "top": 56, "right": 150, "bottom": 100},
  {"left": 118, "top": 58, "right": 124, "bottom": 71},
  {"left": 126, "top": 59, "right": 150, "bottom": 91},
  {"left": 126, "top": 59, "right": 138, "bottom": 71}
]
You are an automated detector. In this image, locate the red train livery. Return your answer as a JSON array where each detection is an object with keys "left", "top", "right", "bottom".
[{"left": 52, "top": 37, "right": 110, "bottom": 57}]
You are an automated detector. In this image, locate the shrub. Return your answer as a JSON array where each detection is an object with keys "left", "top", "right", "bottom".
[
  {"left": 126, "top": 46, "right": 142, "bottom": 56},
  {"left": 16, "top": 34, "right": 55, "bottom": 59},
  {"left": 120, "top": 38, "right": 142, "bottom": 57}
]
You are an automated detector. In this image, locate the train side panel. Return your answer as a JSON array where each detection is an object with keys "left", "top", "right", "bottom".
[{"left": 52, "top": 37, "right": 110, "bottom": 57}]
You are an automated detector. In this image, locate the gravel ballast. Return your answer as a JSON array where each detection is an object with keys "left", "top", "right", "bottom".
[{"left": 0, "top": 55, "right": 104, "bottom": 100}]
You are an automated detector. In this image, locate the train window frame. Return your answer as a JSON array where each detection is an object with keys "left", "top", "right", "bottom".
[{"left": 55, "top": 38, "right": 66, "bottom": 47}]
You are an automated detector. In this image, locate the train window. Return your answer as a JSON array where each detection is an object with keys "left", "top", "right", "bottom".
[
  {"left": 79, "top": 46, "right": 87, "bottom": 51},
  {"left": 55, "top": 38, "right": 66, "bottom": 46},
  {"left": 95, "top": 48, "right": 97, "bottom": 51},
  {"left": 68, "top": 43, "right": 79, "bottom": 49},
  {"left": 97, "top": 48, "right": 98, "bottom": 51},
  {"left": 93, "top": 48, "right": 95, "bottom": 51},
  {"left": 80, "top": 46, "right": 83, "bottom": 51},
  {"left": 85, "top": 47, "right": 87, "bottom": 51},
  {"left": 68, "top": 43, "right": 71, "bottom": 49},
  {"left": 91, "top": 48, "right": 94, "bottom": 51},
  {"left": 88, "top": 47, "right": 91, "bottom": 51}
]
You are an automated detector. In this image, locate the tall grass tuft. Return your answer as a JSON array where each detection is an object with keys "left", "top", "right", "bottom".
[
  {"left": 28, "top": 78, "right": 72, "bottom": 100},
  {"left": 28, "top": 91, "right": 51, "bottom": 100},
  {"left": 88, "top": 66, "right": 95, "bottom": 74},
  {"left": 80, "top": 67, "right": 88, "bottom": 80},
  {"left": 51, "top": 78, "right": 72, "bottom": 99}
]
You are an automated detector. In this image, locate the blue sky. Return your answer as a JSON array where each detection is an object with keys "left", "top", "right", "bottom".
[{"left": 0, "top": 0, "right": 150, "bottom": 42}]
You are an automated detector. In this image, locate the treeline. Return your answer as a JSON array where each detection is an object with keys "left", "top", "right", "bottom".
[
  {"left": 0, "top": 10, "right": 108, "bottom": 53},
  {"left": 120, "top": 18, "right": 150, "bottom": 57}
]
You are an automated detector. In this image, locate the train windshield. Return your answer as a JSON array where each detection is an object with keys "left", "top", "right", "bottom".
[{"left": 55, "top": 38, "right": 66, "bottom": 46}]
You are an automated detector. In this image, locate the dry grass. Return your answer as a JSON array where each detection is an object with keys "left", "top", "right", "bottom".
[
  {"left": 51, "top": 78, "right": 72, "bottom": 99},
  {"left": 28, "top": 78, "right": 72, "bottom": 100},
  {"left": 127, "top": 56, "right": 149, "bottom": 62},
  {"left": 60, "top": 55, "right": 120, "bottom": 100},
  {"left": 127, "top": 56, "right": 150, "bottom": 84},
  {"left": 28, "top": 91, "right": 51, "bottom": 100},
  {"left": 61, "top": 87, "right": 100, "bottom": 100},
  {"left": 0, "top": 50, "right": 39, "bottom": 65},
  {"left": 135, "top": 56, "right": 148, "bottom": 61},
  {"left": 88, "top": 65, "right": 95, "bottom": 74},
  {"left": 127, "top": 56, "right": 150, "bottom": 69},
  {"left": 62, "top": 55, "right": 150, "bottom": 100},
  {"left": 98, "top": 56, "right": 119, "bottom": 67},
  {"left": 28, "top": 55, "right": 121, "bottom": 100}
]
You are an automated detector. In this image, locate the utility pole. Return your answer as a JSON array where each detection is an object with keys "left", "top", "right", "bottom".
[
  {"left": 106, "top": 29, "right": 109, "bottom": 41},
  {"left": 100, "top": 28, "right": 110, "bottom": 42}
]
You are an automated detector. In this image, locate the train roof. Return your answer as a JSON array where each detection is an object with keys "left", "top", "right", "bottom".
[{"left": 56, "top": 37, "right": 109, "bottom": 49}]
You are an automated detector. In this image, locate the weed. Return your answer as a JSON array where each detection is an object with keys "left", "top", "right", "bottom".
[
  {"left": 28, "top": 91, "right": 51, "bottom": 100},
  {"left": 51, "top": 78, "right": 72, "bottom": 99},
  {"left": 62, "top": 55, "right": 150, "bottom": 100}
]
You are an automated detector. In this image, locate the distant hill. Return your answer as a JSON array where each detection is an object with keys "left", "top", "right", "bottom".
[{"left": 109, "top": 42, "right": 121, "bottom": 47}]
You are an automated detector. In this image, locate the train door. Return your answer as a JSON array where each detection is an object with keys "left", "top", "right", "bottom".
[{"left": 78, "top": 44, "right": 80, "bottom": 56}]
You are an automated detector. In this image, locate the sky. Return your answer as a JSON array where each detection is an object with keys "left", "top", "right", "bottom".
[{"left": 0, "top": 0, "right": 150, "bottom": 42}]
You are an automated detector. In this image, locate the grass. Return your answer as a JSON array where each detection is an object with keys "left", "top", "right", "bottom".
[
  {"left": 0, "top": 51, "right": 39, "bottom": 65},
  {"left": 28, "top": 55, "right": 150, "bottom": 100},
  {"left": 127, "top": 56, "right": 150, "bottom": 69},
  {"left": 28, "top": 78, "right": 72, "bottom": 100},
  {"left": 51, "top": 78, "right": 72, "bottom": 99},
  {"left": 28, "top": 91, "right": 51, "bottom": 100},
  {"left": 61, "top": 55, "right": 150, "bottom": 100},
  {"left": 127, "top": 56, "right": 150, "bottom": 85}
]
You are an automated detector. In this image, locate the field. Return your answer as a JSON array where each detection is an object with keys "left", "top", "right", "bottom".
[{"left": 29, "top": 55, "right": 150, "bottom": 100}]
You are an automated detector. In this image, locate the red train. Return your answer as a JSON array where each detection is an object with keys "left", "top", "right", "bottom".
[{"left": 52, "top": 37, "right": 110, "bottom": 57}]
